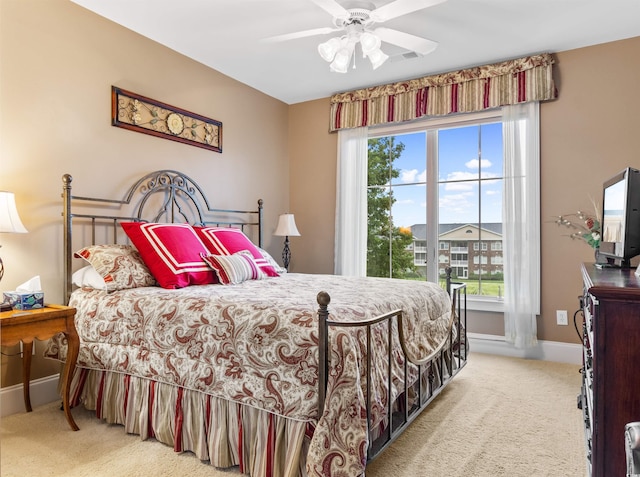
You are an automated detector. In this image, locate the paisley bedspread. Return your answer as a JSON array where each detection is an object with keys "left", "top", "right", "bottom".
[{"left": 45, "top": 273, "right": 452, "bottom": 476}]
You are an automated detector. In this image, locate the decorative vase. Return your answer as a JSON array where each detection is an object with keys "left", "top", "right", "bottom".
[{"left": 594, "top": 247, "right": 608, "bottom": 264}]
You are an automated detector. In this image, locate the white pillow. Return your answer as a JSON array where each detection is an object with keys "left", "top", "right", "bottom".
[
  {"left": 258, "top": 247, "right": 287, "bottom": 274},
  {"left": 72, "top": 266, "right": 107, "bottom": 290}
]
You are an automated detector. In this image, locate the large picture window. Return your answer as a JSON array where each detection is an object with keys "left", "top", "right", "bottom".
[
  {"left": 367, "top": 111, "right": 505, "bottom": 303},
  {"left": 335, "top": 103, "right": 540, "bottom": 346}
]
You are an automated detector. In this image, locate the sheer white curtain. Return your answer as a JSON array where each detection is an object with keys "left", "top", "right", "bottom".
[
  {"left": 334, "top": 127, "right": 368, "bottom": 276},
  {"left": 502, "top": 102, "right": 540, "bottom": 349}
]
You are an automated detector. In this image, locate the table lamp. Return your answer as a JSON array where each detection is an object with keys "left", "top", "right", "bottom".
[
  {"left": 274, "top": 213, "right": 300, "bottom": 271},
  {"left": 0, "top": 191, "right": 28, "bottom": 310}
]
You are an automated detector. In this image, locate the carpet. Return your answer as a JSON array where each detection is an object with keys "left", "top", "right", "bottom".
[{"left": 0, "top": 353, "right": 586, "bottom": 476}]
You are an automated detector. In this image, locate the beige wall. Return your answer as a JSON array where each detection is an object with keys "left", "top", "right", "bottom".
[
  {"left": 2, "top": 0, "right": 640, "bottom": 390},
  {"left": 289, "top": 36, "right": 640, "bottom": 343},
  {"left": 288, "top": 99, "right": 337, "bottom": 274},
  {"left": 0, "top": 0, "right": 289, "bottom": 387}
]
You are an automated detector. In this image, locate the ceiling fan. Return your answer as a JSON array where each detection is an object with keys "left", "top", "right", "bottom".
[{"left": 265, "top": 0, "right": 447, "bottom": 73}]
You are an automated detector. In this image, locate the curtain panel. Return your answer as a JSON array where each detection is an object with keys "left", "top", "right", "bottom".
[
  {"left": 502, "top": 102, "right": 540, "bottom": 349},
  {"left": 334, "top": 127, "right": 368, "bottom": 276},
  {"left": 329, "top": 53, "right": 556, "bottom": 131}
]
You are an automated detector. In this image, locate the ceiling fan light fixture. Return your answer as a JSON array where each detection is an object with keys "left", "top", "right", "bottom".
[
  {"left": 360, "top": 31, "right": 381, "bottom": 56},
  {"left": 367, "top": 47, "right": 389, "bottom": 69},
  {"left": 318, "top": 37, "right": 341, "bottom": 62},
  {"left": 329, "top": 44, "right": 353, "bottom": 73}
]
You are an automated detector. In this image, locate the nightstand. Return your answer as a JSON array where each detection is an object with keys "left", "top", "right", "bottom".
[{"left": 0, "top": 304, "right": 79, "bottom": 431}]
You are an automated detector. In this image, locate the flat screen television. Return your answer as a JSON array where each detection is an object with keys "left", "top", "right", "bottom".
[{"left": 599, "top": 167, "right": 640, "bottom": 268}]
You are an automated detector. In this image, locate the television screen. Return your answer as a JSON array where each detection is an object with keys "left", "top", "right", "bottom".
[
  {"left": 598, "top": 167, "right": 640, "bottom": 268},
  {"left": 602, "top": 180, "right": 625, "bottom": 245}
]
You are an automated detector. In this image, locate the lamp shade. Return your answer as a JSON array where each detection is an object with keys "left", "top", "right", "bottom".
[
  {"left": 0, "top": 191, "right": 27, "bottom": 234},
  {"left": 274, "top": 214, "right": 300, "bottom": 237}
]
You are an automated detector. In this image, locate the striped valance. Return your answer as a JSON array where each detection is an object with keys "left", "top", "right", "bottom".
[{"left": 329, "top": 53, "right": 556, "bottom": 131}]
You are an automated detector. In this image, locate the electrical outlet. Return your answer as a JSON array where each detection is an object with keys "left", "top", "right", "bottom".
[{"left": 556, "top": 310, "right": 568, "bottom": 326}]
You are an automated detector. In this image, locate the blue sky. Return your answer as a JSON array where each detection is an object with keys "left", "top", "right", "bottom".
[{"left": 385, "top": 122, "right": 503, "bottom": 228}]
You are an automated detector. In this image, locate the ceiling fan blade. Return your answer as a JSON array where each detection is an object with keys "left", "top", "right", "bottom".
[
  {"left": 374, "top": 27, "right": 438, "bottom": 55},
  {"left": 309, "top": 0, "right": 350, "bottom": 20},
  {"left": 263, "top": 27, "right": 340, "bottom": 43},
  {"left": 371, "top": 0, "right": 448, "bottom": 22}
]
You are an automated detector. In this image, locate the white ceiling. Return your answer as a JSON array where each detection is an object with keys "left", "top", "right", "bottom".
[{"left": 71, "top": 0, "right": 640, "bottom": 105}]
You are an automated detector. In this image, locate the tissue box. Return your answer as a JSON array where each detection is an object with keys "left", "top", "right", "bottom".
[{"left": 3, "top": 291, "right": 44, "bottom": 310}]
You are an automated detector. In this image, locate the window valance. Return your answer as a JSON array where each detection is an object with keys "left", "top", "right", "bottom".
[{"left": 329, "top": 53, "right": 556, "bottom": 131}]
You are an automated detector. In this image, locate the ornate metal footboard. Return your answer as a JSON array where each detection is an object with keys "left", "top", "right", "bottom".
[{"left": 316, "top": 269, "right": 467, "bottom": 462}]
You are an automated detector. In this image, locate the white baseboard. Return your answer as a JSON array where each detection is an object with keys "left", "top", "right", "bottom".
[
  {"left": 0, "top": 374, "right": 60, "bottom": 418},
  {"left": 468, "top": 333, "right": 583, "bottom": 365},
  {"left": 0, "top": 336, "right": 581, "bottom": 418}
]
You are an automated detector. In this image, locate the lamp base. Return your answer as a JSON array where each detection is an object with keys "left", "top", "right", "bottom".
[
  {"left": 282, "top": 236, "right": 291, "bottom": 271},
  {"left": 0, "top": 301, "right": 12, "bottom": 312}
]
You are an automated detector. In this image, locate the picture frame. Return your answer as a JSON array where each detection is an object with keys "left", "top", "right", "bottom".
[{"left": 111, "top": 86, "right": 222, "bottom": 153}]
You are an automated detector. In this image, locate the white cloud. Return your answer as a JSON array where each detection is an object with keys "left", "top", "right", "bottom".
[
  {"left": 444, "top": 170, "right": 500, "bottom": 190},
  {"left": 400, "top": 168, "right": 427, "bottom": 184},
  {"left": 447, "top": 171, "right": 477, "bottom": 181},
  {"left": 439, "top": 192, "right": 478, "bottom": 222},
  {"left": 395, "top": 198, "right": 415, "bottom": 205},
  {"left": 445, "top": 181, "right": 474, "bottom": 191},
  {"left": 401, "top": 169, "right": 418, "bottom": 182},
  {"left": 465, "top": 158, "right": 493, "bottom": 170},
  {"left": 444, "top": 172, "right": 476, "bottom": 191}
]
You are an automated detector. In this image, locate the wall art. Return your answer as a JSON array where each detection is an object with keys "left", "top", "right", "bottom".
[{"left": 111, "top": 86, "right": 222, "bottom": 153}]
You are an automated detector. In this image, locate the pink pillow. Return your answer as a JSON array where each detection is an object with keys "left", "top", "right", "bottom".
[
  {"left": 193, "top": 227, "right": 279, "bottom": 277},
  {"left": 121, "top": 222, "right": 217, "bottom": 288}
]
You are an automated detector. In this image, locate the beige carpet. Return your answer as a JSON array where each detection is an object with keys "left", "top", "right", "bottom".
[{"left": 0, "top": 353, "right": 586, "bottom": 477}]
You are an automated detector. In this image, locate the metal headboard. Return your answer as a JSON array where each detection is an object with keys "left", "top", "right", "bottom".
[{"left": 62, "top": 170, "right": 263, "bottom": 304}]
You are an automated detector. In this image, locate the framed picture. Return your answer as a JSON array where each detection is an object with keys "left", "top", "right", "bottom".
[{"left": 111, "top": 86, "right": 222, "bottom": 153}]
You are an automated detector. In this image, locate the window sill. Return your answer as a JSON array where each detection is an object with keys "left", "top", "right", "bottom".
[{"left": 465, "top": 296, "right": 504, "bottom": 313}]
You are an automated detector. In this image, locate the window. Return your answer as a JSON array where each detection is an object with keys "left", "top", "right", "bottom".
[
  {"left": 473, "top": 242, "right": 488, "bottom": 251},
  {"left": 336, "top": 104, "right": 540, "bottom": 325},
  {"left": 367, "top": 110, "right": 504, "bottom": 304}
]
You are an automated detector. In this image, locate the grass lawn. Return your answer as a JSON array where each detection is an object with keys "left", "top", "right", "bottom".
[{"left": 439, "top": 278, "right": 504, "bottom": 297}]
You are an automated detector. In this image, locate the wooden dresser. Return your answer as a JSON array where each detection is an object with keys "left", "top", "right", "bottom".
[{"left": 580, "top": 263, "right": 640, "bottom": 476}]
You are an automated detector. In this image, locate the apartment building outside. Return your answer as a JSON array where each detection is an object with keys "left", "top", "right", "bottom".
[{"left": 409, "top": 223, "right": 503, "bottom": 279}]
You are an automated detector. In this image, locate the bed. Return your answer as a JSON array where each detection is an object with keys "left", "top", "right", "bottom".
[{"left": 45, "top": 169, "right": 468, "bottom": 477}]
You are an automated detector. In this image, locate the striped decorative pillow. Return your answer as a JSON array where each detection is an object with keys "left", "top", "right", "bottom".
[
  {"left": 201, "top": 250, "right": 262, "bottom": 285},
  {"left": 193, "top": 227, "right": 280, "bottom": 277}
]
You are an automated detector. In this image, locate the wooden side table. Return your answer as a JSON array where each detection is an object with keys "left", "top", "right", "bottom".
[{"left": 0, "top": 304, "right": 79, "bottom": 431}]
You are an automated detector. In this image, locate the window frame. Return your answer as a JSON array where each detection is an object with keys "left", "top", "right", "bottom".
[{"left": 369, "top": 109, "right": 507, "bottom": 312}]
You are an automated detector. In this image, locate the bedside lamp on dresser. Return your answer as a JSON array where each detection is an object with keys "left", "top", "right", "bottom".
[
  {"left": 0, "top": 194, "right": 80, "bottom": 430},
  {"left": 0, "top": 191, "right": 28, "bottom": 310}
]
